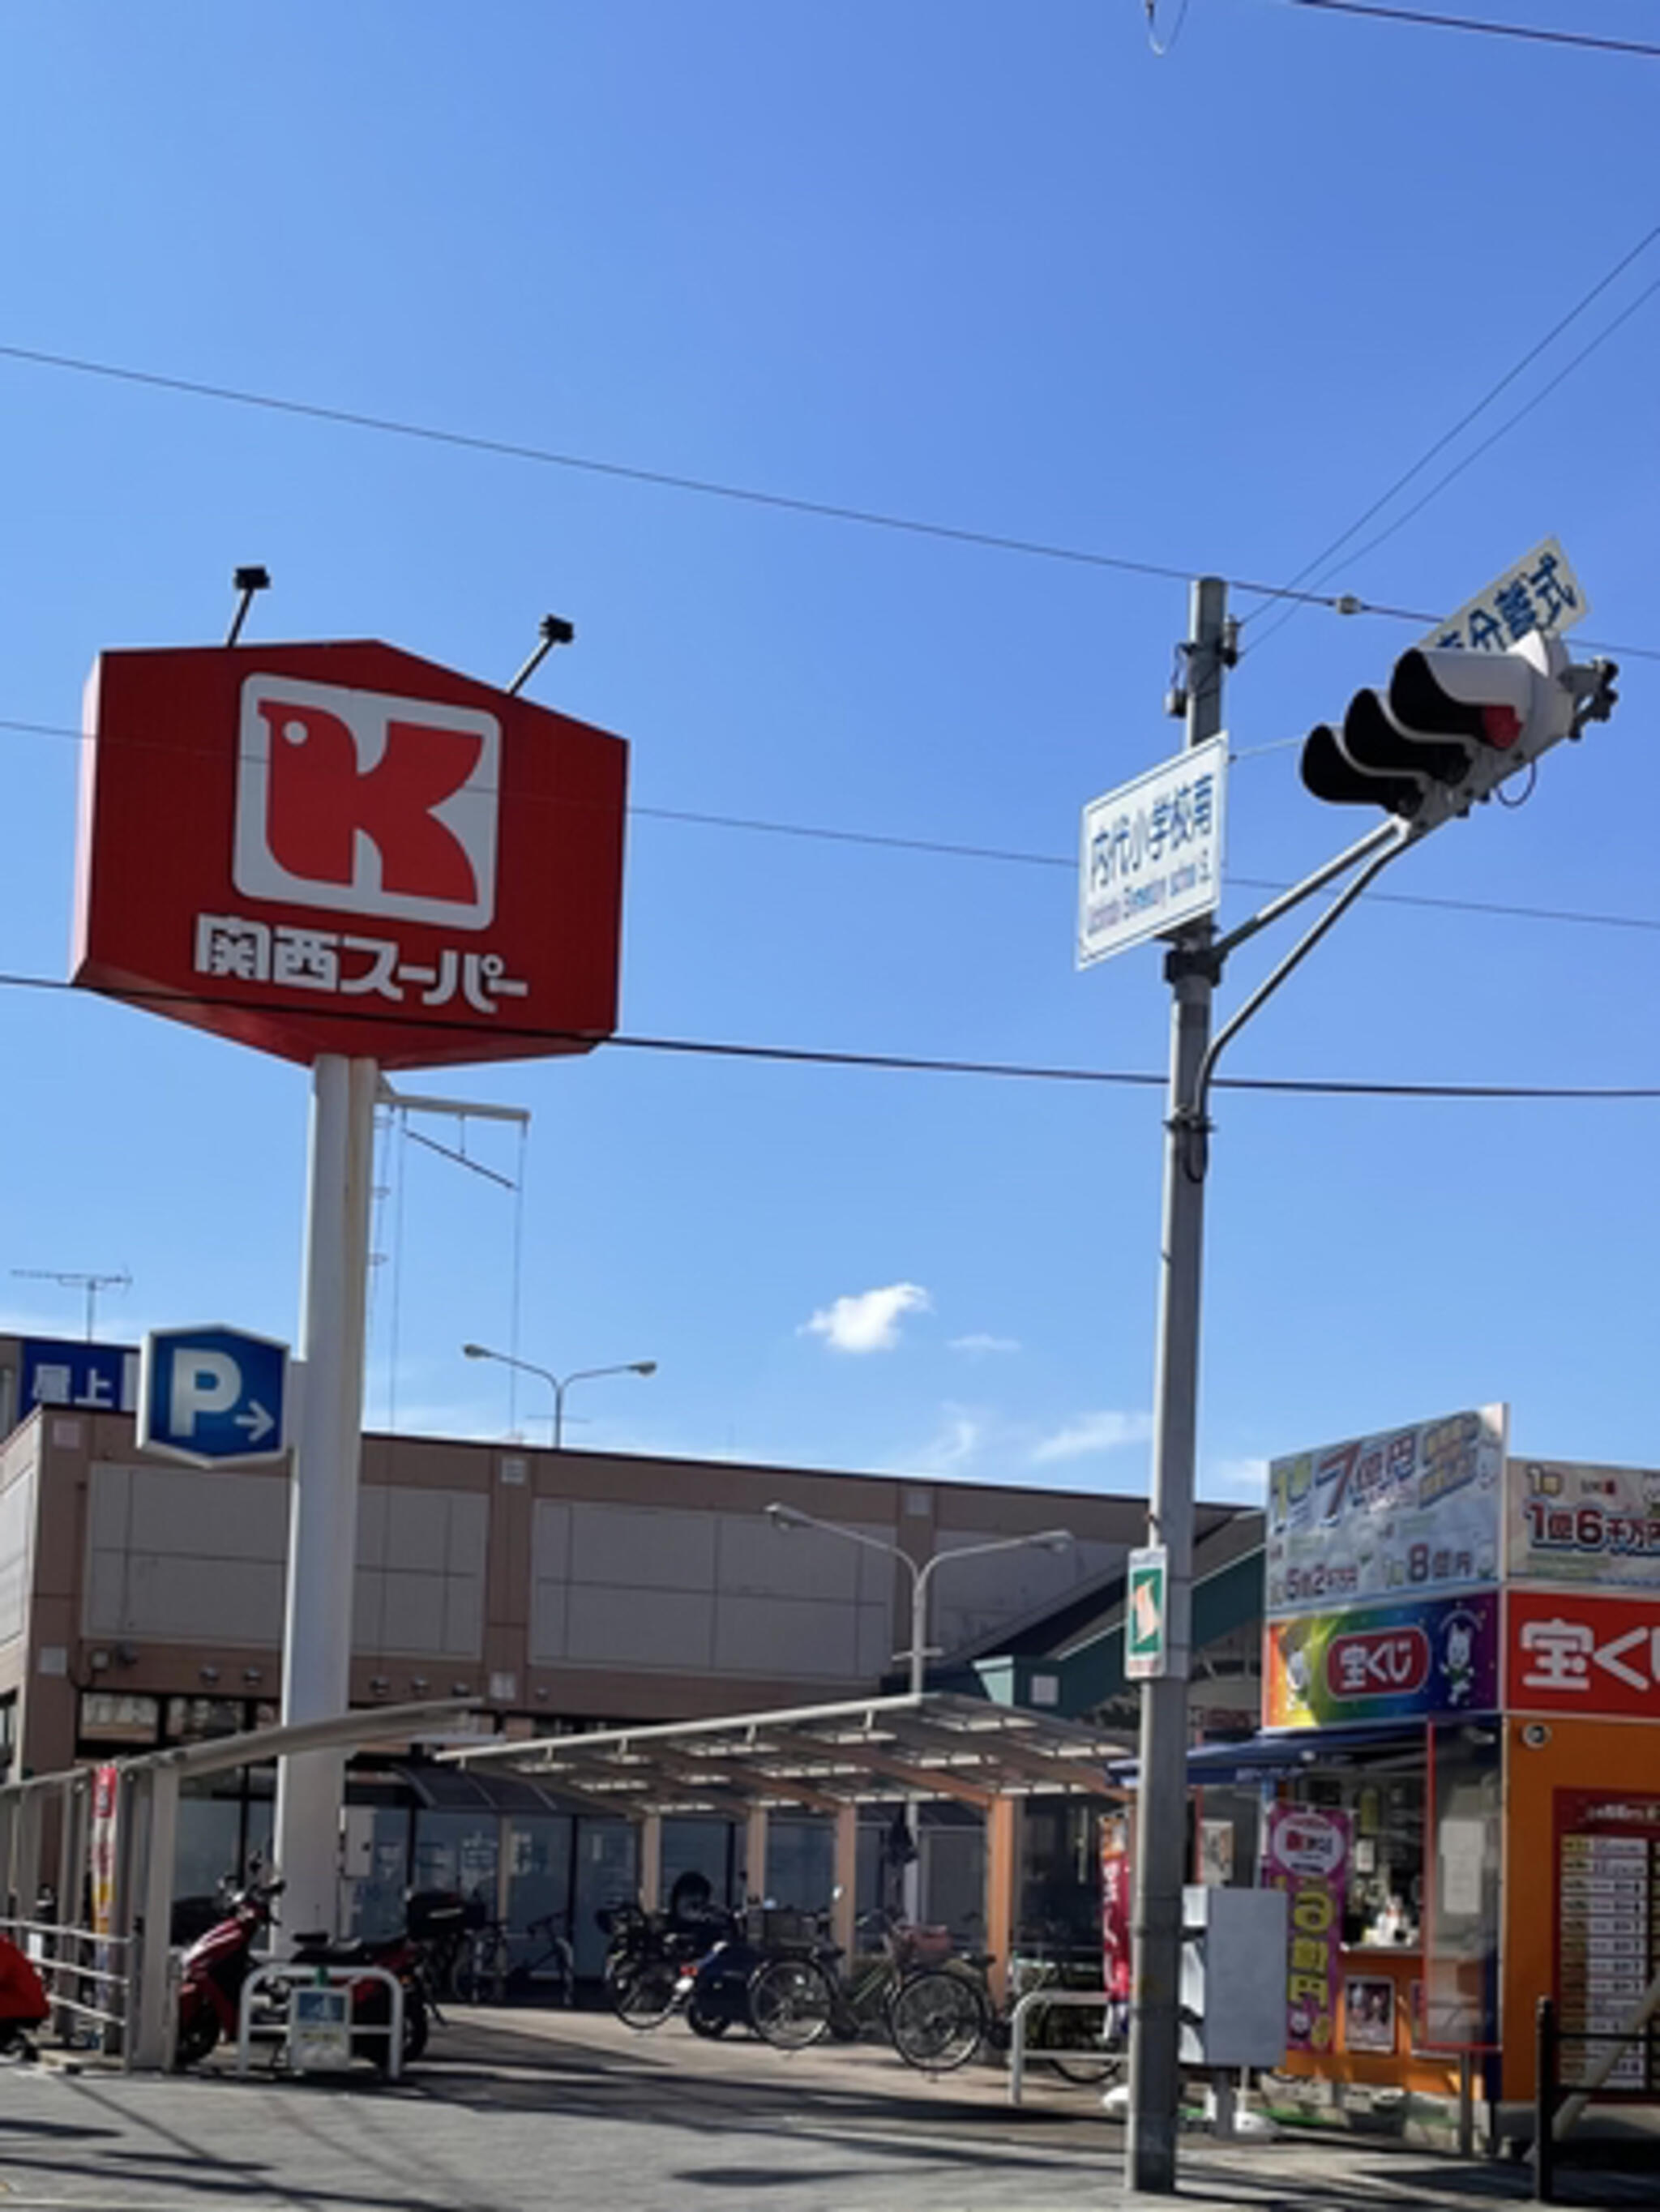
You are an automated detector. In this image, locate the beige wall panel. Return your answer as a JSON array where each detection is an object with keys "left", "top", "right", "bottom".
[
  {"left": 528, "top": 1578, "right": 567, "bottom": 1665},
  {"left": 564, "top": 1583, "right": 713, "bottom": 1669},
  {"left": 130, "top": 1466, "right": 288, "bottom": 1562},
  {"left": 124, "top": 1554, "right": 285, "bottom": 1644},
  {"left": 442, "top": 1571, "right": 484, "bottom": 1659},
  {"left": 352, "top": 1565, "right": 384, "bottom": 1653},
  {"left": 716, "top": 1514, "right": 872, "bottom": 1602},
  {"left": 569, "top": 1504, "right": 717, "bottom": 1591},
  {"left": 382, "top": 1486, "right": 451, "bottom": 1572},
  {"left": 530, "top": 1498, "right": 571, "bottom": 1580},
  {"left": 83, "top": 1550, "right": 126, "bottom": 1639},
  {"left": 378, "top": 1569, "right": 450, "bottom": 1656},
  {"left": 446, "top": 1493, "right": 489, "bottom": 1577},
  {"left": 712, "top": 1593, "right": 865, "bottom": 1678},
  {"left": 356, "top": 1483, "right": 388, "bottom": 1568},
  {"left": 84, "top": 1462, "right": 130, "bottom": 1553},
  {"left": 0, "top": 1466, "right": 35, "bottom": 1646}
]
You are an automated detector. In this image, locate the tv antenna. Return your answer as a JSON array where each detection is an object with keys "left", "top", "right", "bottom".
[{"left": 11, "top": 1267, "right": 133, "bottom": 1341}]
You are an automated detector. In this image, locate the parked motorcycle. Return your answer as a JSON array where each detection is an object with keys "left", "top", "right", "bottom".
[
  {"left": 285, "top": 1921, "right": 432, "bottom": 2067},
  {"left": 173, "top": 1876, "right": 283, "bottom": 2068}
]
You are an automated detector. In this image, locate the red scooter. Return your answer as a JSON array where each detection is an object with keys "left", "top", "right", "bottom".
[
  {"left": 173, "top": 1876, "right": 433, "bottom": 2071},
  {"left": 173, "top": 1876, "right": 283, "bottom": 2068}
]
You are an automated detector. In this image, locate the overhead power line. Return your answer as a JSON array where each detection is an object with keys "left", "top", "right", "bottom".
[
  {"left": 0, "top": 340, "right": 1430, "bottom": 621},
  {"left": 1285, "top": 0, "right": 1660, "bottom": 59},
  {"left": 4, "top": 709, "right": 1659, "bottom": 938},
  {"left": 2, "top": 966, "right": 1658, "bottom": 1102},
  {"left": 1246, "top": 218, "right": 1660, "bottom": 655}
]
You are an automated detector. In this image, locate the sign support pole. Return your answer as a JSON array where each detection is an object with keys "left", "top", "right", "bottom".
[
  {"left": 274, "top": 1052, "right": 379, "bottom": 1943},
  {"left": 1126, "top": 576, "right": 1226, "bottom": 2193}
]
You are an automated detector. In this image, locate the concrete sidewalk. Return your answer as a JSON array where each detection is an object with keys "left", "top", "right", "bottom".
[{"left": 3, "top": 2007, "right": 1654, "bottom": 2211}]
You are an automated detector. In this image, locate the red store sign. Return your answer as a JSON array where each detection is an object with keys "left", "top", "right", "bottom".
[
  {"left": 1506, "top": 1589, "right": 1660, "bottom": 1718},
  {"left": 72, "top": 642, "right": 628, "bottom": 1070}
]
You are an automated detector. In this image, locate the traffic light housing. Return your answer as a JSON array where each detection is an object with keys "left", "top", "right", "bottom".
[{"left": 1302, "top": 632, "right": 1616, "bottom": 828}]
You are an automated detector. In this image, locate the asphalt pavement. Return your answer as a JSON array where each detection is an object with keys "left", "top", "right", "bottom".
[{"left": 2, "top": 2004, "right": 1655, "bottom": 2212}]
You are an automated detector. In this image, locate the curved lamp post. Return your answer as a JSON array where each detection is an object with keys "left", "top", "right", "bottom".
[
  {"left": 764, "top": 1502, "right": 1074, "bottom": 1695},
  {"left": 462, "top": 1342, "right": 657, "bottom": 1448}
]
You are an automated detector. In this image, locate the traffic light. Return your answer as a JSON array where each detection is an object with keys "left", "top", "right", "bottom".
[{"left": 1302, "top": 632, "right": 1616, "bottom": 828}]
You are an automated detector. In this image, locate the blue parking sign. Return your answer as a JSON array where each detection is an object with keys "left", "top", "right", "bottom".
[{"left": 138, "top": 1324, "right": 291, "bottom": 1468}]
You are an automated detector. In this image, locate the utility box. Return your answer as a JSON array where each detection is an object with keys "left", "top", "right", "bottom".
[{"left": 1179, "top": 1885, "right": 1288, "bottom": 2069}]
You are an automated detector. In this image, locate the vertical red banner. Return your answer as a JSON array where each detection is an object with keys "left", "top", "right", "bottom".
[
  {"left": 90, "top": 1764, "right": 119, "bottom": 1939},
  {"left": 1100, "top": 1812, "right": 1132, "bottom": 2000},
  {"left": 1263, "top": 1803, "right": 1351, "bottom": 2054}
]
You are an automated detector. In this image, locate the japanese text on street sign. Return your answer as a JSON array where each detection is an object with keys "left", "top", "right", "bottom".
[
  {"left": 1419, "top": 537, "right": 1587, "bottom": 655},
  {"left": 1077, "top": 735, "right": 1226, "bottom": 967}
]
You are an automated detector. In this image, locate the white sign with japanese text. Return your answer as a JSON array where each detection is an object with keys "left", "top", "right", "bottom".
[
  {"left": 1266, "top": 1405, "right": 1506, "bottom": 1621},
  {"left": 1419, "top": 537, "right": 1587, "bottom": 656},
  {"left": 1508, "top": 1457, "right": 1660, "bottom": 1594},
  {"left": 1077, "top": 735, "right": 1226, "bottom": 967}
]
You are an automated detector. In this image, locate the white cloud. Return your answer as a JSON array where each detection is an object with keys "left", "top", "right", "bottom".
[
  {"left": 1030, "top": 1410, "right": 1155, "bottom": 1465},
  {"left": 800, "top": 1281, "right": 932, "bottom": 1354},
  {"left": 907, "top": 1409, "right": 984, "bottom": 1474},
  {"left": 948, "top": 1333, "right": 1020, "bottom": 1357}
]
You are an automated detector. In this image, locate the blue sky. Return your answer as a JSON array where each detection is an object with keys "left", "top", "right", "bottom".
[{"left": 3, "top": 2, "right": 1657, "bottom": 1504}]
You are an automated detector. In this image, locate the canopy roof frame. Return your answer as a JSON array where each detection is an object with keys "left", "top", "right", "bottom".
[{"left": 439, "top": 1692, "right": 1132, "bottom": 1818}]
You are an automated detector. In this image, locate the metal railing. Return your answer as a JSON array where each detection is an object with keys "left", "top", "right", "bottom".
[
  {"left": 1533, "top": 1995, "right": 1660, "bottom": 2205},
  {"left": 236, "top": 1963, "right": 404, "bottom": 2082},
  {"left": 1006, "top": 1987, "right": 1121, "bottom": 2105},
  {"left": 0, "top": 1916, "right": 134, "bottom": 2061}
]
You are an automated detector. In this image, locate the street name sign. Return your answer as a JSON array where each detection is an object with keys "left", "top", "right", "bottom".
[
  {"left": 1077, "top": 735, "right": 1227, "bottom": 968},
  {"left": 1418, "top": 535, "right": 1588, "bottom": 656},
  {"left": 138, "top": 1323, "right": 291, "bottom": 1468}
]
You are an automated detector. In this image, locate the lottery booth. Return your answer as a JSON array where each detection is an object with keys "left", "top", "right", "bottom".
[{"left": 1203, "top": 1406, "right": 1660, "bottom": 2148}]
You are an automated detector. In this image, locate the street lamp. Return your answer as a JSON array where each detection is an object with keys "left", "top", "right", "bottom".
[
  {"left": 763, "top": 1503, "right": 1074, "bottom": 1696},
  {"left": 461, "top": 1343, "right": 657, "bottom": 1448}
]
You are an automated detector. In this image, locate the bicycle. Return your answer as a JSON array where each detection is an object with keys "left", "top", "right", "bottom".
[
  {"left": 747, "top": 1910, "right": 990, "bottom": 2073},
  {"left": 597, "top": 1902, "right": 723, "bottom": 2030},
  {"left": 454, "top": 1912, "right": 575, "bottom": 2007},
  {"left": 1003, "top": 1939, "right": 1127, "bottom": 2086}
]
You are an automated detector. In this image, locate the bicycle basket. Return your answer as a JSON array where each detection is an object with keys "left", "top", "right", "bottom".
[
  {"left": 745, "top": 1906, "right": 819, "bottom": 1949},
  {"left": 895, "top": 1922, "right": 955, "bottom": 1965},
  {"left": 407, "top": 1888, "right": 486, "bottom": 1938}
]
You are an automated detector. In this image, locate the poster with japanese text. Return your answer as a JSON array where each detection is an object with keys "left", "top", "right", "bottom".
[
  {"left": 1264, "top": 1803, "right": 1350, "bottom": 2054},
  {"left": 1267, "top": 1406, "right": 1505, "bottom": 1620},
  {"left": 1506, "top": 1589, "right": 1660, "bottom": 1719},
  {"left": 1507, "top": 1458, "right": 1660, "bottom": 1594},
  {"left": 1263, "top": 1590, "right": 1499, "bottom": 1731}
]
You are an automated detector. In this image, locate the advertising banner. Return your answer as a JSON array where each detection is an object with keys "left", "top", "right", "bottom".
[
  {"left": 90, "top": 1764, "right": 119, "bottom": 1939},
  {"left": 73, "top": 642, "right": 628, "bottom": 1071},
  {"left": 1266, "top": 1405, "right": 1505, "bottom": 1619},
  {"left": 1508, "top": 1457, "right": 1660, "bottom": 1594},
  {"left": 1264, "top": 1803, "right": 1351, "bottom": 2054},
  {"left": 1507, "top": 1588, "right": 1660, "bottom": 1719},
  {"left": 1263, "top": 1589, "right": 1500, "bottom": 1731},
  {"left": 1099, "top": 1812, "right": 1132, "bottom": 2002}
]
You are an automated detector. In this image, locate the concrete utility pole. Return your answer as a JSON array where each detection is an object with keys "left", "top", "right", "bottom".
[{"left": 1126, "top": 576, "right": 1227, "bottom": 2193}]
